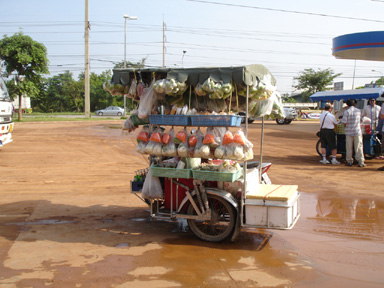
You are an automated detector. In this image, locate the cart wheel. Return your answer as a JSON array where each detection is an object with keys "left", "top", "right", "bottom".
[
  {"left": 284, "top": 119, "right": 292, "bottom": 124},
  {"left": 187, "top": 194, "right": 236, "bottom": 242},
  {"left": 316, "top": 139, "right": 322, "bottom": 157}
]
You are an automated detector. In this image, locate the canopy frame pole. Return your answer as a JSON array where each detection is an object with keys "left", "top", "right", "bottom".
[
  {"left": 259, "top": 117, "right": 264, "bottom": 184},
  {"left": 240, "top": 85, "right": 249, "bottom": 227}
]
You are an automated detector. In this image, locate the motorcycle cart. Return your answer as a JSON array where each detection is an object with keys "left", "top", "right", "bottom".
[
  {"left": 113, "top": 65, "right": 301, "bottom": 242},
  {"left": 316, "top": 125, "right": 382, "bottom": 160}
]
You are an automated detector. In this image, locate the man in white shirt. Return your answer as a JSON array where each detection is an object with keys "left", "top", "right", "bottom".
[
  {"left": 319, "top": 104, "right": 340, "bottom": 165},
  {"left": 342, "top": 99, "right": 365, "bottom": 167},
  {"left": 361, "top": 98, "right": 381, "bottom": 129}
]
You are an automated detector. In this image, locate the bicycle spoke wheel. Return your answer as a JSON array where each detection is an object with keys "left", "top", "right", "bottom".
[{"left": 187, "top": 194, "right": 236, "bottom": 242}]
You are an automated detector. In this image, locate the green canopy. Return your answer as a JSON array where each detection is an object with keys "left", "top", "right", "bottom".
[{"left": 111, "top": 64, "right": 276, "bottom": 87}]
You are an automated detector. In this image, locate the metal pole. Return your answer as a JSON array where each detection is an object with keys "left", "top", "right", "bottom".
[
  {"left": 123, "top": 17, "right": 127, "bottom": 116},
  {"left": 84, "top": 0, "right": 90, "bottom": 118},
  {"left": 352, "top": 60, "right": 356, "bottom": 89},
  {"left": 259, "top": 117, "right": 264, "bottom": 184},
  {"left": 163, "top": 21, "right": 166, "bottom": 68}
]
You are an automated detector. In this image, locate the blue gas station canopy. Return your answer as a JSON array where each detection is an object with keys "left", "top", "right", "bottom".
[{"left": 332, "top": 31, "right": 384, "bottom": 61}]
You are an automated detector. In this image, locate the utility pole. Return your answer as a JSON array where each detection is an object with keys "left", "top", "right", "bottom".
[
  {"left": 84, "top": 0, "right": 90, "bottom": 118},
  {"left": 163, "top": 20, "right": 166, "bottom": 68}
]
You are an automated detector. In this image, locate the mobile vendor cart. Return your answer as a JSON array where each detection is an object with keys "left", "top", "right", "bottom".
[
  {"left": 107, "top": 64, "right": 300, "bottom": 242},
  {"left": 311, "top": 88, "right": 383, "bottom": 160}
]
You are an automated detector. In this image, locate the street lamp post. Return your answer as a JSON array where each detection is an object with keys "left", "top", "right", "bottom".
[
  {"left": 372, "top": 69, "right": 383, "bottom": 86},
  {"left": 123, "top": 14, "right": 137, "bottom": 116},
  {"left": 182, "top": 50, "right": 187, "bottom": 67}
]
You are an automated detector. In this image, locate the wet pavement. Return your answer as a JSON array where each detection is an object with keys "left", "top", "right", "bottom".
[
  {"left": 1, "top": 121, "right": 383, "bottom": 287},
  {"left": 1, "top": 191, "right": 383, "bottom": 287}
]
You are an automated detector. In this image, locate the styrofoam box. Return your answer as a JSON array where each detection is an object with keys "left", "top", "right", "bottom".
[{"left": 245, "top": 185, "right": 300, "bottom": 229}]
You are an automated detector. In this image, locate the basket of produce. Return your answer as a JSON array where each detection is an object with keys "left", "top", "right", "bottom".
[
  {"left": 149, "top": 115, "right": 191, "bottom": 126},
  {"left": 191, "top": 160, "right": 242, "bottom": 182},
  {"left": 151, "top": 164, "right": 192, "bottom": 179},
  {"left": 190, "top": 115, "right": 241, "bottom": 127}
]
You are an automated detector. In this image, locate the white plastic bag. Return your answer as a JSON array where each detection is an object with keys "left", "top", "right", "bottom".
[
  {"left": 138, "top": 79, "right": 155, "bottom": 119},
  {"left": 142, "top": 169, "right": 163, "bottom": 199}
]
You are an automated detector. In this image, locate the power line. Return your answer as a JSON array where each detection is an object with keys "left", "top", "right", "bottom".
[{"left": 187, "top": 0, "right": 384, "bottom": 23}]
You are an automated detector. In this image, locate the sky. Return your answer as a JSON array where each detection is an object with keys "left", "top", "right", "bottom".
[{"left": 2, "top": 0, "right": 384, "bottom": 95}]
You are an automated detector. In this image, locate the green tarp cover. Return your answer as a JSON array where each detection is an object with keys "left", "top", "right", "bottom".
[{"left": 111, "top": 64, "right": 276, "bottom": 87}]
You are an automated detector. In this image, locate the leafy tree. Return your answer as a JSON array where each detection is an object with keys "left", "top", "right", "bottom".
[
  {"left": 0, "top": 32, "right": 49, "bottom": 120},
  {"left": 293, "top": 68, "right": 341, "bottom": 102},
  {"left": 113, "top": 58, "right": 147, "bottom": 69}
]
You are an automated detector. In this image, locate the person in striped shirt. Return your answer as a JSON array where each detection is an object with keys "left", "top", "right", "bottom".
[{"left": 341, "top": 99, "right": 366, "bottom": 167}]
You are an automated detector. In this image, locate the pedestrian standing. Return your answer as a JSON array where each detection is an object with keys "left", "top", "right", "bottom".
[
  {"left": 377, "top": 103, "right": 384, "bottom": 170},
  {"left": 361, "top": 97, "right": 381, "bottom": 129},
  {"left": 319, "top": 104, "right": 340, "bottom": 165},
  {"left": 341, "top": 99, "right": 366, "bottom": 167}
]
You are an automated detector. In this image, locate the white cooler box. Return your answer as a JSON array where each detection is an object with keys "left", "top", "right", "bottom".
[{"left": 245, "top": 184, "right": 300, "bottom": 229}]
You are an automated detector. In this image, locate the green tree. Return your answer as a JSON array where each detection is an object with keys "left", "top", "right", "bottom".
[
  {"left": 293, "top": 68, "right": 341, "bottom": 102},
  {"left": 113, "top": 58, "right": 147, "bottom": 69},
  {"left": 0, "top": 32, "right": 49, "bottom": 120}
]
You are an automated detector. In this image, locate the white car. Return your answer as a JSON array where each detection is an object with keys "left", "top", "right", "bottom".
[
  {"left": 276, "top": 107, "right": 297, "bottom": 125},
  {"left": 95, "top": 106, "right": 124, "bottom": 116}
]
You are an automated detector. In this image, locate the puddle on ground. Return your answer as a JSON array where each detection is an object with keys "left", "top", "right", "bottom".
[
  {"left": 114, "top": 243, "right": 130, "bottom": 248},
  {"left": 299, "top": 192, "right": 384, "bottom": 241},
  {"left": 129, "top": 218, "right": 148, "bottom": 222},
  {"left": 5, "top": 219, "right": 77, "bottom": 226}
]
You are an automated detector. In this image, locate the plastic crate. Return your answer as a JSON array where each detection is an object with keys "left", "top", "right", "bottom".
[
  {"left": 131, "top": 114, "right": 149, "bottom": 125},
  {"left": 131, "top": 181, "right": 144, "bottom": 192},
  {"left": 190, "top": 115, "right": 242, "bottom": 127},
  {"left": 151, "top": 165, "right": 192, "bottom": 179},
  {"left": 191, "top": 169, "right": 242, "bottom": 182},
  {"left": 149, "top": 115, "right": 190, "bottom": 126}
]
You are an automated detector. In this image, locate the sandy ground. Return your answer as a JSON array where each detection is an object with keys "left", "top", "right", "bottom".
[{"left": 0, "top": 119, "right": 383, "bottom": 287}]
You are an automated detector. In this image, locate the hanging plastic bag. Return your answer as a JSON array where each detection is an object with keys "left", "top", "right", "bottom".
[
  {"left": 227, "top": 129, "right": 254, "bottom": 160},
  {"left": 203, "top": 127, "right": 219, "bottom": 148},
  {"left": 174, "top": 128, "right": 188, "bottom": 145},
  {"left": 127, "top": 78, "right": 137, "bottom": 99},
  {"left": 188, "top": 132, "right": 198, "bottom": 157},
  {"left": 135, "top": 126, "right": 150, "bottom": 154},
  {"left": 137, "top": 80, "right": 145, "bottom": 98},
  {"left": 142, "top": 169, "right": 163, "bottom": 199},
  {"left": 137, "top": 79, "right": 155, "bottom": 119},
  {"left": 163, "top": 128, "right": 178, "bottom": 157},
  {"left": 145, "top": 128, "right": 163, "bottom": 156},
  {"left": 192, "top": 129, "right": 205, "bottom": 158},
  {"left": 214, "top": 129, "right": 233, "bottom": 159},
  {"left": 122, "top": 117, "right": 137, "bottom": 133}
]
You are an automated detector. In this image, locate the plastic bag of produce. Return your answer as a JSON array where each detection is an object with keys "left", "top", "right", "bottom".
[
  {"left": 122, "top": 117, "right": 137, "bottom": 133},
  {"left": 177, "top": 142, "right": 189, "bottom": 158},
  {"left": 202, "top": 78, "right": 215, "bottom": 93},
  {"left": 194, "top": 83, "right": 207, "bottom": 96},
  {"left": 138, "top": 79, "right": 155, "bottom": 119},
  {"left": 136, "top": 141, "right": 147, "bottom": 154},
  {"left": 214, "top": 129, "right": 233, "bottom": 159},
  {"left": 142, "top": 169, "right": 163, "bottom": 200},
  {"left": 188, "top": 131, "right": 198, "bottom": 157},
  {"left": 192, "top": 129, "right": 205, "bottom": 158},
  {"left": 227, "top": 129, "right": 254, "bottom": 160},
  {"left": 203, "top": 127, "right": 219, "bottom": 148},
  {"left": 174, "top": 128, "right": 188, "bottom": 145},
  {"left": 127, "top": 79, "right": 137, "bottom": 99},
  {"left": 137, "top": 126, "right": 150, "bottom": 143},
  {"left": 137, "top": 80, "right": 145, "bottom": 98},
  {"left": 163, "top": 128, "right": 177, "bottom": 157}
]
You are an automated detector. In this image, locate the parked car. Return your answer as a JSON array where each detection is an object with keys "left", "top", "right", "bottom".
[
  {"left": 275, "top": 107, "right": 297, "bottom": 125},
  {"left": 95, "top": 106, "right": 124, "bottom": 116}
]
